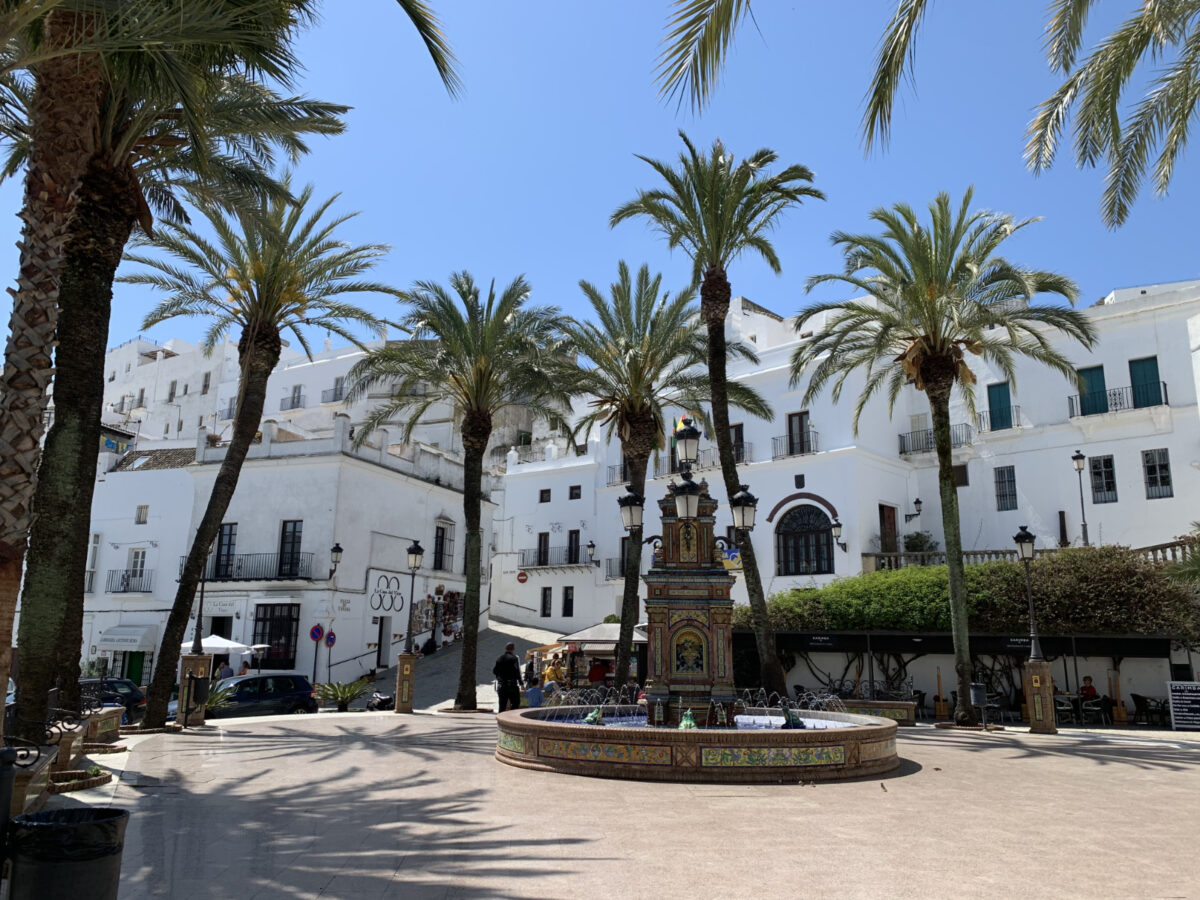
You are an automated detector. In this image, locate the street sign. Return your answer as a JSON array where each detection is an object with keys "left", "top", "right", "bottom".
[
  {"left": 310, "top": 624, "right": 324, "bottom": 642},
  {"left": 325, "top": 631, "right": 336, "bottom": 648},
  {"left": 516, "top": 571, "right": 528, "bottom": 584},
  {"left": 1168, "top": 681, "right": 1200, "bottom": 731}
]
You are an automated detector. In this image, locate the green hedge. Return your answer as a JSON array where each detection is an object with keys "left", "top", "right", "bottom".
[{"left": 731, "top": 546, "right": 1199, "bottom": 639}]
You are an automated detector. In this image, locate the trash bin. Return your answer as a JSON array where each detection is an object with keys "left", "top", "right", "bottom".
[
  {"left": 969, "top": 682, "right": 988, "bottom": 709},
  {"left": 9, "top": 807, "right": 130, "bottom": 900}
]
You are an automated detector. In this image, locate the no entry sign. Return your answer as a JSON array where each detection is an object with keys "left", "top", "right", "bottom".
[
  {"left": 516, "top": 571, "right": 528, "bottom": 584},
  {"left": 310, "top": 624, "right": 324, "bottom": 642}
]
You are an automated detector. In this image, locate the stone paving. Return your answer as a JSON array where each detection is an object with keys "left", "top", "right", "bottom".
[{"left": 42, "top": 707, "right": 1200, "bottom": 899}]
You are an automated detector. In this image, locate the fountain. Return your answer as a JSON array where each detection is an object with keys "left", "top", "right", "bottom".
[{"left": 496, "top": 423, "right": 899, "bottom": 783}]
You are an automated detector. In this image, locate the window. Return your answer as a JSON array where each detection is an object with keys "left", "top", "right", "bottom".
[
  {"left": 787, "top": 411, "right": 812, "bottom": 455},
  {"left": 1090, "top": 455, "right": 1118, "bottom": 504},
  {"left": 85, "top": 533, "right": 100, "bottom": 593},
  {"left": 253, "top": 603, "right": 301, "bottom": 669},
  {"left": 136, "top": 388, "right": 144, "bottom": 408},
  {"left": 108, "top": 371, "right": 115, "bottom": 382},
  {"left": 115, "top": 397, "right": 125, "bottom": 414},
  {"left": 568, "top": 485, "right": 581, "bottom": 500},
  {"left": 1076, "top": 365, "right": 1107, "bottom": 415},
  {"left": 215, "top": 522, "right": 237, "bottom": 578},
  {"left": 536, "top": 532, "right": 550, "bottom": 567},
  {"left": 567, "top": 530, "right": 581, "bottom": 564},
  {"left": 197, "top": 416, "right": 204, "bottom": 428},
  {"left": 540, "top": 587, "right": 552, "bottom": 618},
  {"left": 1142, "top": 448, "right": 1173, "bottom": 499},
  {"left": 201, "top": 372, "right": 211, "bottom": 395},
  {"left": 562, "top": 586, "right": 574, "bottom": 618},
  {"left": 774, "top": 504, "right": 834, "bottom": 576},
  {"left": 167, "top": 380, "right": 177, "bottom": 402},
  {"left": 730, "top": 423, "right": 745, "bottom": 461},
  {"left": 994, "top": 466, "right": 1017, "bottom": 511},
  {"left": 128, "top": 548, "right": 146, "bottom": 577},
  {"left": 182, "top": 383, "right": 188, "bottom": 395},
  {"left": 278, "top": 520, "right": 303, "bottom": 577},
  {"left": 1129, "top": 356, "right": 1163, "bottom": 408},
  {"left": 134, "top": 505, "right": 149, "bottom": 524},
  {"left": 953, "top": 464, "right": 969, "bottom": 487},
  {"left": 163, "top": 423, "right": 170, "bottom": 437},
  {"left": 986, "top": 382, "right": 1013, "bottom": 431},
  {"left": 433, "top": 523, "right": 454, "bottom": 571},
  {"left": 124, "top": 362, "right": 131, "bottom": 373},
  {"left": 539, "top": 489, "right": 551, "bottom": 503}
]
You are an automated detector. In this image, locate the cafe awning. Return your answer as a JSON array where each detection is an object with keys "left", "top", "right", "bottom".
[{"left": 96, "top": 624, "right": 159, "bottom": 652}]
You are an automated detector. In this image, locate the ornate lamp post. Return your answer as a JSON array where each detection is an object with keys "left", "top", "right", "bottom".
[
  {"left": 394, "top": 538, "right": 424, "bottom": 714},
  {"left": 1014, "top": 524, "right": 1055, "bottom": 733},
  {"left": 1072, "top": 450, "right": 1089, "bottom": 546},
  {"left": 403, "top": 540, "right": 424, "bottom": 655},
  {"left": 672, "top": 417, "right": 702, "bottom": 520},
  {"left": 1013, "top": 526, "right": 1043, "bottom": 660}
]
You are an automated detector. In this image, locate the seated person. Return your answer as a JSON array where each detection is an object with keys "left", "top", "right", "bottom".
[
  {"left": 1079, "top": 675, "right": 1114, "bottom": 718},
  {"left": 524, "top": 677, "right": 544, "bottom": 708}
]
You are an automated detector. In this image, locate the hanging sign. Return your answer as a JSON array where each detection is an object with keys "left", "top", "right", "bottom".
[{"left": 310, "top": 624, "right": 324, "bottom": 643}]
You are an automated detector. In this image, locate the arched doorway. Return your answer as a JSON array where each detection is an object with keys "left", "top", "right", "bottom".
[{"left": 774, "top": 504, "right": 835, "bottom": 576}]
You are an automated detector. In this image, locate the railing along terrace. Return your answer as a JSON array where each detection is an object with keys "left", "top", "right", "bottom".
[
  {"left": 106, "top": 569, "right": 154, "bottom": 592},
  {"left": 771, "top": 430, "right": 819, "bottom": 460},
  {"left": 219, "top": 401, "right": 237, "bottom": 420},
  {"left": 1134, "top": 539, "right": 1196, "bottom": 565},
  {"left": 515, "top": 445, "right": 543, "bottom": 464},
  {"left": 606, "top": 462, "right": 629, "bottom": 486},
  {"left": 279, "top": 394, "right": 306, "bottom": 411},
  {"left": 321, "top": 385, "right": 345, "bottom": 403},
  {"left": 1067, "top": 382, "right": 1168, "bottom": 418},
  {"left": 898, "top": 424, "right": 972, "bottom": 455},
  {"left": 178, "top": 552, "right": 315, "bottom": 581},
  {"left": 518, "top": 546, "right": 586, "bottom": 568},
  {"left": 863, "top": 548, "right": 1050, "bottom": 570},
  {"left": 657, "top": 444, "right": 753, "bottom": 477},
  {"left": 976, "top": 405, "right": 1020, "bottom": 433}
]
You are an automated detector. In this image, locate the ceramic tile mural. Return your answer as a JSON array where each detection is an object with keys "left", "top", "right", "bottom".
[
  {"left": 497, "top": 732, "right": 526, "bottom": 755},
  {"left": 859, "top": 738, "right": 896, "bottom": 761},
  {"left": 537, "top": 739, "right": 673, "bottom": 766},
  {"left": 699, "top": 744, "right": 846, "bottom": 767}
]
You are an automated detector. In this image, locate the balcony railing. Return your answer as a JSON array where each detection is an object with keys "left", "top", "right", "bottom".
[
  {"left": 863, "top": 548, "right": 1054, "bottom": 571},
  {"left": 279, "top": 394, "right": 306, "bottom": 411},
  {"left": 320, "top": 385, "right": 345, "bottom": 403},
  {"left": 898, "top": 424, "right": 972, "bottom": 455},
  {"left": 771, "top": 430, "right": 819, "bottom": 460},
  {"left": 1068, "top": 382, "right": 1168, "bottom": 418},
  {"left": 518, "top": 545, "right": 587, "bottom": 568},
  {"left": 219, "top": 401, "right": 237, "bottom": 420},
  {"left": 976, "top": 405, "right": 1020, "bottom": 433},
  {"left": 179, "top": 552, "right": 315, "bottom": 581},
  {"left": 656, "top": 444, "right": 753, "bottom": 476},
  {"left": 606, "top": 463, "right": 629, "bottom": 486},
  {"left": 106, "top": 569, "right": 154, "bottom": 592}
]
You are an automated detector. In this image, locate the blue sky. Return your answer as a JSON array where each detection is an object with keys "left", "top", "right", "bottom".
[{"left": 3, "top": 1, "right": 1197, "bottom": 349}]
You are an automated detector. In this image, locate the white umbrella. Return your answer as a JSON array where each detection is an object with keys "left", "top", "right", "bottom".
[{"left": 180, "top": 634, "right": 251, "bottom": 654}]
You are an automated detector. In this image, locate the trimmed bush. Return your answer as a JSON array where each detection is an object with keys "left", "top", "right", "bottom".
[{"left": 733, "top": 546, "right": 1198, "bottom": 638}]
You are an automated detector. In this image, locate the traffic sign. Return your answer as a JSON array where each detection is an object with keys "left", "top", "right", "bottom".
[
  {"left": 325, "top": 631, "right": 336, "bottom": 648},
  {"left": 310, "top": 624, "right": 324, "bottom": 642},
  {"left": 516, "top": 571, "right": 528, "bottom": 584}
]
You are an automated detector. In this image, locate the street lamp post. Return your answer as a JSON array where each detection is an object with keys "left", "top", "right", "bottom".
[
  {"left": 1014, "top": 524, "right": 1055, "bottom": 734},
  {"left": 1013, "top": 525, "right": 1043, "bottom": 661},
  {"left": 1072, "top": 450, "right": 1089, "bottom": 546},
  {"left": 672, "top": 417, "right": 702, "bottom": 520},
  {"left": 403, "top": 540, "right": 424, "bottom": 655}
]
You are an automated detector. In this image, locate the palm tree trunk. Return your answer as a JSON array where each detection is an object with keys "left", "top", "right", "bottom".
[
  {"left": 16, "top": 158, "right": 139, "bottom": 737},
  {"left": 700, "top": 264, "right": 786, "bottom": 696},
  {"left": 927, "top": 382, "right": 976, "bottom": 725},
  {"left": 613, "top": 451, "right": 650, "bottom": 688},
  {"left": 454, "top": 412, "right": 491, "bottom": 710},
  {"left": 0, "top": 14, "right": 104, "bottom": 736},
  {"left": 143, "top": 329, "right": 281, "bottom": 727}
]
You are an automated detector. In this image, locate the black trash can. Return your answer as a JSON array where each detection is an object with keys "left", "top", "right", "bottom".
[{"left": 9, "top": 807, "right": 130, "bottom": 900}]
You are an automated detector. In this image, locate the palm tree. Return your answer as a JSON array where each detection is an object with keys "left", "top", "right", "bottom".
[
  {"left": 346, "top": 272, "right": 574, "bottom": 711},
  {"left": 790, "top": 188, "right": 1097, "bottom": 724},
  {"left": 120, "top": 183, "right": 397, "bottom": 727},
  {"left": 0, "top": 0, "right": 458, "bottom": 735},
  {"left": 611, "top": 131, "right": 822, "bottom": 696},
  {"left": 564, "top": 261, "right": 770, "bottom": 687},
  {"left": 10, "top": 71, "right": 345, "bottom": 737},
  {"left": 657, "top": 0, "right": 1199, "bottom": 226}
]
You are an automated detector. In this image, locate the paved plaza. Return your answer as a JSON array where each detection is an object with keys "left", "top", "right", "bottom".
[{"left": 46, "top": 702, "right": 1200, "bottom": 899}]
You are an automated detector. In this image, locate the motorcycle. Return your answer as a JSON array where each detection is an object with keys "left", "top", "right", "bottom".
[{"left": 366, "top": 691, "right": 395, "bottom": 711}]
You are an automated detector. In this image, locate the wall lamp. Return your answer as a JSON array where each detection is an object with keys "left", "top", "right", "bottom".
[
  {"left": 830, "top": 520, "right": 847, "bottom": 553},
  {"left": 328, "top": 542, "right": 344, "bottom": 579},
  {"left": 904, "top": 498, "right": 922, "bottom": 523}
]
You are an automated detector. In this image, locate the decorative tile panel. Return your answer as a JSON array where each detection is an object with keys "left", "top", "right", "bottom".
[
  {"left": 497, "top": 732, "right": 526, "bottom": 755},
  {"left": 538, "top": 739, "right": 673, "bottom": 766},
  {"left": 859, "top": 738, "right": 896, "bottom": 761},
  {"left": 700, "top": 744, "right": 846, "bottom": 768}
]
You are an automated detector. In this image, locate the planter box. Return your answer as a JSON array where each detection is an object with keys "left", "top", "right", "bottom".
[
  {"left": 119, "top": 724, "right": 183, "bottom": 736},
  {"left": 47, "top": 769, "right": 113, "bottom": 794},
  {"left": 87, "top": 708, "right": 124, "bottom": 743},
  {"left": 10, "top": 746, "right": 58, "bottom": 818}
]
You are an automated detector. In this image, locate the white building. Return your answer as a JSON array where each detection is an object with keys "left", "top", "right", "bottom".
[{"left": 491, "top": 280, "right": 1200, "bottom": 632}]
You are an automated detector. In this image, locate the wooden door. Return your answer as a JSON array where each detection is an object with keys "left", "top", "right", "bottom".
[{"left": 879, "top": 504, "right": 898, "bottom": 553}]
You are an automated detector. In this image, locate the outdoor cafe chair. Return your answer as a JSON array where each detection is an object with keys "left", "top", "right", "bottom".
[
  {"left": 1081, "top": 699, "right": 1110, "bottom": 726},
  {"left": 1054, "top": 695, "right": 1076, "bottom": 725}
]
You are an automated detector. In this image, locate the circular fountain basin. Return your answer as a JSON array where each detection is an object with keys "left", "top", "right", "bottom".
[{"left": 495, "top": 705, "right": 899, "bottom": 783}]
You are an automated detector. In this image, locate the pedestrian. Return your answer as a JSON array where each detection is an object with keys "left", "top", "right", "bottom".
[
  {"left": 587, "top": 658, "right": 607, "bottom": 688},
  {"left": 524, "top": 656, "right": 537, "bottom": 685},
  {"left": 493, "top": 642, "right": 523, "bottom": 713},
  {"left": 524, "top": 677, "right": 544, "bottom": 708},
  {"left": 238, "top": 660, "right": 250, "bottom": 676},
  {"left": 217, "top": 660, "right": 234, "bottom": 680}
]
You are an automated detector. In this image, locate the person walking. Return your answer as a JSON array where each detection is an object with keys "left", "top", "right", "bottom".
[{"left": 493, "top": 642, "right": 523, "bottom": 713}]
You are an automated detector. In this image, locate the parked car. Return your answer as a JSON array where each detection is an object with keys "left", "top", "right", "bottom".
[{"left": 80, "top": 677, "right": 146, "bottom": 723}]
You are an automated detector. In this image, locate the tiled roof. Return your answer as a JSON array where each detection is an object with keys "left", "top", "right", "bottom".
[{"left": 113, "top": 448, "right": 197, "bottom": 471}]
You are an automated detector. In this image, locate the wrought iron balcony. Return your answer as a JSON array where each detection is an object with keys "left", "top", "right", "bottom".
[
  {"left": 179, "top": 552, "right": 315, "bottom": 581},
  {"left": 898, "top": 424, "right": 973, "bottom": 455},
  {"left": 106, "top": 569, "right": 154, "bottom": 593},
  {"left": 218, "top": 401, "right": 237, "bottom": 420},
  {"left": 518, "top": 546, "right": 588, "bottom": 568},
  {"left": 771, "top": 430, "right": 819, "bottom": 459},
  {"left": 279, "top": 394, "right": 306, "bottom": 411},
  {"left": 656, "top": 444, "right": 753, "bottom": 477},
  {"left": 320, "top": 385, "right": 345, "bottom": 403},
  {"left": 976, "top": 405, "right": 1020, "bottom": 433},
  {"left": 606, "top": 462, "right": 630, "bottom": 486},
  {"left": 1067, "top": 382, "right": 1168, "bottom": 418}
]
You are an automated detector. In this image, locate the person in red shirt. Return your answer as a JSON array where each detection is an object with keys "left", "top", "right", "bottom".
[{"left": 587, "top": 660, "right": 607, "bottom": 687}]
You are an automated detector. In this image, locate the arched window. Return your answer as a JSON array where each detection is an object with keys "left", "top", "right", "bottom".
[{"left": 774, "top": 504, "right": 834, "bottom": 576}]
